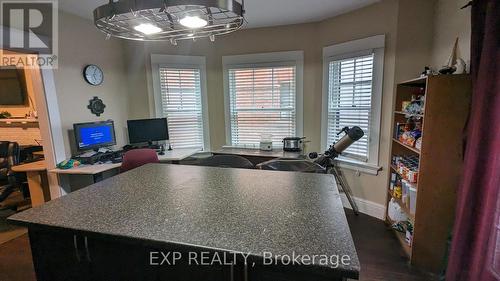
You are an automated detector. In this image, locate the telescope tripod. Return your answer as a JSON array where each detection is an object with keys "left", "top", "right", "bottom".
[{"left": 324, "top": 159, "right": 359, "bottom": 215}]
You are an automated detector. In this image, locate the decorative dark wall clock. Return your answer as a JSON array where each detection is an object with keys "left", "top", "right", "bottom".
[{"left": 87, "top": 96, "right": 106, "bottom": 116}]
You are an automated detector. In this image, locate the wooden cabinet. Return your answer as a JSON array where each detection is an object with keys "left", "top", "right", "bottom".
[
  {"left": 28, "top": 229, "right": 91, "bottom": 281},
  {"left": 86, "top": 235, "right": 157, "bottom": 280},
  {"left": 386, "top": 75, "right": 471, "bottom": 273},
  {"left": 28, "top": 228, "right": 230, "bottom": 281},
  {"left": 28, "top": 227, "right": 343, "bottom": 281}
]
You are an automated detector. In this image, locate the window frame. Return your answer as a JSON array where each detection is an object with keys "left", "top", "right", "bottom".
[
  {"left": 222, "top": 51, "right": 304, "bottom": 148},
  {"left": 321, "top": 35, "right": 385, "bottom": 174},
  {"left": 151, "top": 54, "right": 210, "bottom": 150}
]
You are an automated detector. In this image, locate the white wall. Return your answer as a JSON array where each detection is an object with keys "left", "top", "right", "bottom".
[
  {"left": 45, "top": 1, "right": 471, "bottom": 216},
  {"left": 53, "top": 11, "right": 129, "bottom": 157},
  {"left": 431, "top": 0, "right": 471, "bottom": 70},
  {"left": 123, "top": 0, "right": 435, "bottom": 209}
]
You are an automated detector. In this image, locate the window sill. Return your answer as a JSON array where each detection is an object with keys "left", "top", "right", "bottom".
[{"left": 333, "top": 157, "right": 382, "bottom": 175}]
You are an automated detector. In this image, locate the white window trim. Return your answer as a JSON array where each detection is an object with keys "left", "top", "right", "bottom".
[
  {"left": 222, "top": 51, "right": 304, "bottom": 148},
  {"left": 150, "top": 54, "right": 211, "bottom": 150},
  {"left": 321, "top": 35, "right": 385, "bottom": 175}
]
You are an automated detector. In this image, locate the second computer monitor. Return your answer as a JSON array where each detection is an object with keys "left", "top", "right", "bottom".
[{"left": 127, "top": 118, "right": 169, "bottom": 145}]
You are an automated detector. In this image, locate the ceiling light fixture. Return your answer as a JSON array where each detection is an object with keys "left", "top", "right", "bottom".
[
  {"left": 94, "top": 0, "right": 245, "bottom": 43},
  {"left": 179, "top": 15, "right": 208, "bottom": 29},
  {"left": 134, "top": 23, "right": 162, "bottom": 35}
]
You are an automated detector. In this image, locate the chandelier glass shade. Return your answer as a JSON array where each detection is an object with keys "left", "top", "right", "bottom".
[{"left": 94, "top": 0, "right": 245, "bottom": 43}]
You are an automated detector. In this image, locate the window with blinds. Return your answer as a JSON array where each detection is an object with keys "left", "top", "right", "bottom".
[
  {"left": 159, "top": 67, "right": 205, "bottom": 149},
  {"left": 327, "top": 53, "right": 374, "bottom": 161},
  {"left": 228, "top": 66, "right": 296, "bottom": 147}
]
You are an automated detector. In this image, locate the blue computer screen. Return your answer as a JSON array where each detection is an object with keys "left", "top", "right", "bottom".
[{"left": 78, "top": 125, "right": 114, "bottom": 149}]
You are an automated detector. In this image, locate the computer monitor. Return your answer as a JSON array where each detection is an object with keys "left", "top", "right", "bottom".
[
  {"left": 73, "top": 120, "right": 116, "bottom": 152},
  {"left": 127, "top": 118, "right": 169, "bottom": 145}
]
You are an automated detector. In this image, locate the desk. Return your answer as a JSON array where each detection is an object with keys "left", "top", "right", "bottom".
[
  {"left": 49, "top": 148, "right": 201, "bottom": 184},
  {"left": 11, "top": 160, "right": 50, "bottom": 207}
]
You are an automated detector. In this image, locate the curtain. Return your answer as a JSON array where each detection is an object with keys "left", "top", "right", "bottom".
[{"left": 446, "top": 0, "right": 500, "bottom": 280}]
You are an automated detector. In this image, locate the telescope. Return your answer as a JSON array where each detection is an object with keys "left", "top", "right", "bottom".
[
  {"left": 311, "top": 126, "right": 365, "bottom": 166},
  {"left": 310, "top": 126, "right": 365, "bottom": 215},
  {"left": 258, "top": 126, "right": 365, "bottom": 214}
]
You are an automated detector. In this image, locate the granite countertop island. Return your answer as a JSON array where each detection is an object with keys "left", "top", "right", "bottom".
[{"left": 9, "top": 164, "right": 359, "bottom": 280}]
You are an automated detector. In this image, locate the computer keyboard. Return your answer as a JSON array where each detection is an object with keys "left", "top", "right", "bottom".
[
  {"left": 74, "top": 150, "right": 124, "bottom": 165},
  {"left": 110, "top": 156, "right": 123, "bottom": 163}
]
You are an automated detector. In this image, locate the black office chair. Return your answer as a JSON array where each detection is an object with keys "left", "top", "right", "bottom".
[
  {"left": 256, "top": 159, "right": 326, "bottom": 173},
  {"left": 20, "top": 145, "right": 44, "bottom": 161},
  {"left": 198, "top": 155, "right": 255, "bottom": 169},
  {"left": 0, "top": 141, "right": 26, "bottom": 203}
]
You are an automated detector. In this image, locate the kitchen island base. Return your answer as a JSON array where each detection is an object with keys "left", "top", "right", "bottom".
[{"left": 28, "top": 226, "right": 351, "bottom": 281}]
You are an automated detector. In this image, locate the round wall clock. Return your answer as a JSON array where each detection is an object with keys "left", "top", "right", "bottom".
[{"left": 83, "top": 64, "right": 104, "bottom": 86}]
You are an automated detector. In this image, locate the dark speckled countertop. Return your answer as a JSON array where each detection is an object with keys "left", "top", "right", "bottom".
[{"left": 9, "top": 164, "right": 359, "bottom": 278}]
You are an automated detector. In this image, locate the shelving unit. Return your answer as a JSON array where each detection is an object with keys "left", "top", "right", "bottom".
[
  {"left": 394, "top": 111, "right": 424, "bottom": 118},
  {"left": 0, "top": 118, "right": 39, "bottom": 128},
  {"left": 387, "top": 216, "right": 412, "bottom": 257},
  {"left": 392, "top": 138, "right": 421, "bottom": 154},
  {"left": 386, "top": 74, "right": 471, "bottom": 273},
  {"left": 388, "top": 189, "right": 414, "bottom": 221}
]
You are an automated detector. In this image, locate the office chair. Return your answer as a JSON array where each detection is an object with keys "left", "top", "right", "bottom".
[
  {"left": 198, "top": 155, "right": 255, "bottom": 169},
  {"left": 0, "top": 141, "right": 27, "bottom": 203},
  {"left": 120, "top": 148, "right": 159, "bottom": 173},
  {"left": 256, "top": 159, "right": 326, "bottom": 173},
  {"left": 21, "top": 145, "right": 44, "bottom": 161}
]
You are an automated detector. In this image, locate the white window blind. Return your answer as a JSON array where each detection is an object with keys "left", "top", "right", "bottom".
[
  {"left": 159, "top": 67, "right": 204, "bottom": 149},
  {"left": 228, "top": 66, "right": 296, "bottom": 146},
  {"left": 327, "top": 53, "right": 374, "bottom": 161}
]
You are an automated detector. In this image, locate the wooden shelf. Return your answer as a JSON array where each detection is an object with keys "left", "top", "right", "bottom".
[
  {"left": 393, "top": 228, "right": 412, "bottom": 258},
  {"left": 391, "top": 165, "right": 418, "bottom": 187},
  {"left": 392, "top": 138, "right": 421, "bottom": 154},
  {"left": 399, "top": 76, "right": 427, "bottom": 87},
  {"left": 386, "top": 217, "right": 412, "bottom": 258},
  {"left": 0, "top": 118, "right": 39, "bottom": 124},
  {"left": 388, "top": 190, "right": 415, "bottom": 221},
  {"left": 387, "top": 75, "right": 472, "bottom": 273},
  {"left": 394, "top": 111, "right": 424, "bottom": 118}
]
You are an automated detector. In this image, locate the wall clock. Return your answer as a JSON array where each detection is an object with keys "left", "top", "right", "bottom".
[{"left": 83, "top": 64, "right": 104, "bottom": 86}]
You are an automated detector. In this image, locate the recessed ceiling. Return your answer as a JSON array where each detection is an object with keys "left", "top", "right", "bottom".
[{"left": 59, "top": 0, "right": 380, "bottom": 28}]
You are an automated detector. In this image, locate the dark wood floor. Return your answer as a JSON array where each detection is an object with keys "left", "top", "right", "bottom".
[
  {"left": 344, "top": 209, "right": 435, "bottom": 281},
  {"left": 0, "top": 209, "right": 434, "bottom": 281}
]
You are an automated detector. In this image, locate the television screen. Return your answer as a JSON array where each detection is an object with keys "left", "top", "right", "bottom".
[{"left": 0, "top": 68, "right": 27, "bottom": 105}]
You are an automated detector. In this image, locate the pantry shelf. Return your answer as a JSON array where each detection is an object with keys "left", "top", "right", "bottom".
[
  {"left": 394, "top": 111, "right": 424, "bottom": 118},
  {"left": 390, "top": 165, "right": 419, "bottom": 185},
  {"left": 386, "top": 74, "right": 471, "bottom": 273},
  {"left": 387, "top": 217, "right": 412, "bottom": 258},
  {"left": 387, "top": 190, "right": 415, "bottom": 221},
  {"left": 392, "top": 138, "right": 421, "bottom": 154}
]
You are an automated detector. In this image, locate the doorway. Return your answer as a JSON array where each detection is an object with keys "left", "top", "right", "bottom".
[{"left": 0, "top": 50, "right": 63, "bottom": 244}]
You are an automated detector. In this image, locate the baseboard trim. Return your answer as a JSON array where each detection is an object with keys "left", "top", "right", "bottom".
[{"left": 340, "top": 193, "right": 386, "bottom": 220}]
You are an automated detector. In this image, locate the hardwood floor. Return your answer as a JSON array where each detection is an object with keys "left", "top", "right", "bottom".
[
  {"left": 344, "top": 209, "right": 435, "bottom": 281},
  {"left": 0, "top": 209, "right": 434, "bottom": 281},
  {"left": 0, "top": 235, "right": 35, "bottom": 281}
]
